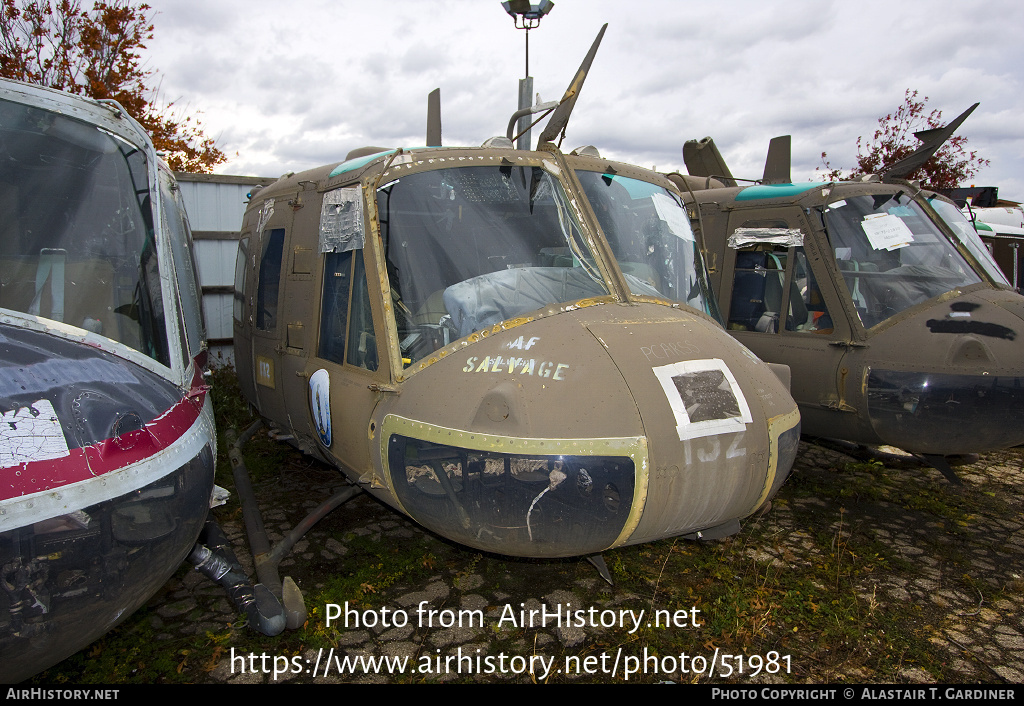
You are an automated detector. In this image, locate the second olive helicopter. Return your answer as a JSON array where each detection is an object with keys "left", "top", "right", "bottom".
[{"left": 672, "top": 106, "right": 1024, "bottom": 479}]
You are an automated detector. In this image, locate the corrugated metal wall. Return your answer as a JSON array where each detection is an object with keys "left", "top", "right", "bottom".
[{"left": 175, "top": 173, "right": 275, "bottom": 365}]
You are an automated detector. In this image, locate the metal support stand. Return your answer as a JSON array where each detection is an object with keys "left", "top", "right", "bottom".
[
  {"left": 517, "top": 77, "right": 534, "bottom": 150},
  {"left": 221, "top": 421, "right": 363, "bottom": 632},
  {"left": 919, "top": 454, "right": 964, "bottom": 486}
]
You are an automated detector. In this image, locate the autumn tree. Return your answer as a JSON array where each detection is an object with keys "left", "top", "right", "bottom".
[
  {"left": 819, "top": 89, "right": 989, "bottom": 189},
  {"left": 0, "top": 0, "right": 225, "bottom": 172}
]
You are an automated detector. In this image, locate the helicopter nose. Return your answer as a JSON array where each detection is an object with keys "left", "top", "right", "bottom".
[
  {"left": 380, "top": 304, "right": 800, "bottom": 557},
  {"left": 582, "top": 309, "right": 800, "bottom": 545},
  {"left": 866, "top": 291, "right": 1024, "bottom": 455}
]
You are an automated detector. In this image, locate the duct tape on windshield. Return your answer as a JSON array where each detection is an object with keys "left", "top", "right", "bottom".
[
  {"left": 727, "top": 227, "right": 803, "bottom": 249},
  {"left": 256, "top": 198, "right": 274, "bottom": 238},
  {"left": 320, "top": 186, "right": 364, "bottom": 253}
]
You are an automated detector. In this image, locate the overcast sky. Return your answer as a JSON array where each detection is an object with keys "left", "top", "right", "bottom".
[{"left": 143, "top": 0, "right": 1024, "bottom": 200}]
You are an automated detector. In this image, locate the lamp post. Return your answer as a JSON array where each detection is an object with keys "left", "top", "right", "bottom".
[{"left": 501, "top": 1, "right": 554, "bottom": 150}]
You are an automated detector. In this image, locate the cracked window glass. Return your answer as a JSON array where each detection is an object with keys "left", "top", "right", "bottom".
[{"left": 0, "top": 97, "right": 169, "bottom": 364}]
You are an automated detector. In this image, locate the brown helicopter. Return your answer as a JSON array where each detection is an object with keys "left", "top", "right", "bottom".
[
  {"left": 232, "top": 26, "right": 801, "bottom": 560},
  {"left": 672, "top": 106, "right": 1024, "bottom": 479}
]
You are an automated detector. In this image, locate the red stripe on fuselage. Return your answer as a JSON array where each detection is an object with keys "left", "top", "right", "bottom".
[{"left": 0, "top": 368, "right": 209, "bottom": 501}]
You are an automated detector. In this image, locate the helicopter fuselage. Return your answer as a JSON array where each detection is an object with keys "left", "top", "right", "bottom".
[
  {"left": 235, "top": 145, "right": 800, "bottom": 558},
  {"left": 684, "top": 180, "right": 1024, "bottom": 455}
]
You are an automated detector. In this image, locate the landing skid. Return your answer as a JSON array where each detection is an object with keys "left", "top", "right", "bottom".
[{"left": 808, "top": 437, "right": 968, "bottom": 485}]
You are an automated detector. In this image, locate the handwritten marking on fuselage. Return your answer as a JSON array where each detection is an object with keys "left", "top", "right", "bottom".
[
  {"left": 463, "top": 356, "right": 569, "bottom": 380},
  {"left": 641, "top": 341, "right": 700, "bottom": 362}
]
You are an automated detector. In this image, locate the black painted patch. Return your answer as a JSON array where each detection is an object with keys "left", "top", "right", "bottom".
[
  {"left": 925, "top": 319, "right": 1017, "bottom": 340},
  {"left": 950, "top": 301, "right": 981, "bottom": 312}
]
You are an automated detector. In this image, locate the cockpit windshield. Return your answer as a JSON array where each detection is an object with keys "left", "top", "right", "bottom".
[
  {"left": 927, "top": 195, "right": 1009, "bottom": 286},
  {"left": 0, "top": 97, "right": 169, "bottom": 365},
  {"left": 575, "top": 171, "right": 719, "bottom": 320},
  {"left": 377, "top": 165, "right": 610, "bottom": 365},
  {"left": 823, "top": 192, "right": 982, "bottom": 329}
]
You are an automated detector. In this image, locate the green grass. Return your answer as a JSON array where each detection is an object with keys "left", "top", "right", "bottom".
[{"left": 29, "top": 370, "right": 1024, "bottom": 683}]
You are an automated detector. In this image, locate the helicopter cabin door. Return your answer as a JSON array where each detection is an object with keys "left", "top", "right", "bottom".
[
  {"left": 719, "top": 208, "right": 855, "bottom": 430},
  {"left": 246, "top": 189, "right": 299, "bottom": 426},
  {"left": 304, "top": 184, "right": 389, "bottom": 480}
]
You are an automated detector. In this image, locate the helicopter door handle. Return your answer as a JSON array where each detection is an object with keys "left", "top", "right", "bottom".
[{"left": 828, "top": 340, "right": 868, "bottom": 349}]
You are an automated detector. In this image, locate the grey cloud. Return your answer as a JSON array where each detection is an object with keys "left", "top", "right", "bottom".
[{"left": 132, "top": 0, "right": 1024, "bottom": 200}]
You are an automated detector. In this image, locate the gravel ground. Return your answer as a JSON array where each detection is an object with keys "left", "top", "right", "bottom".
[{"left": 31, "top": 436, "right": 1024, "bottom": 685}]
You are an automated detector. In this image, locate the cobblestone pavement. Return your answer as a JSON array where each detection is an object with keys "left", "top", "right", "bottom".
[
  {"left": 35, "top": 438, "right": 1024, "bottom": 684},
  {"left": 781, "top": 443, "right": 1024, "bottom": 684}
]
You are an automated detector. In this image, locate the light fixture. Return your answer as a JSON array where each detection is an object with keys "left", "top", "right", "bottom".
[
  {"left": 501, "top": 1, "right": 555, "bottom": 149},
  {"left": 501, "top": 0, "right": 554, "bottom": 29},
  {"left": 500, "top": 0, "right": 554, "bottom": 78}
]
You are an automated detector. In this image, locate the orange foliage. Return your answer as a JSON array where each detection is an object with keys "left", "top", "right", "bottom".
[{"left": 0, "top": 0, "right": 225, "bottom": 172}]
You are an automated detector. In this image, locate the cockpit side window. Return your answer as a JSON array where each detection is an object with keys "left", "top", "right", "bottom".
[
  {"left": 234, "top": 236, "right": 249, "bottom": 323},
  {"left": 347, "top": 252, "right": 378, "bottom": 372},
  {"left": 256, "top": 228, "right": 285, "bottom": 331},
  {"left": 726, "top": 219, "right": 833, "bottom": 335},
  {"left": 785, "top": 249, "right": 833, "bottom": 334},
  {"left": 317, "top": 248, "right": 378, "bottom": 371},
  {"left": 729, "top": 245, "right": 784, "bottom": 333},
  {"left": 316, "top": 182, "right": 377, "bottom": 372},
  {"left": 319, "top": 250, "right": 353, "bottom": 365},
  {"left": 160, "top": 172, "right": 205, "bottom": 363}
]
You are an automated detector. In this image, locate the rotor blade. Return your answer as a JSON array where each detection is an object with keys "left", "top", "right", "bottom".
[
  {"left": 536, "top": 23, "right": 607, "bottom": 148},
  {"left": 427, "top": 88, "right": 442, "bottom": 147},
  {"left": 683, "top": 137, "right": 736, "bottom": 187},
  {"left": 882, "top": 102, "right": 979, "bottom": 181},
  {"left": 762, "top": 135, "right": 792, "bottom": 185}
]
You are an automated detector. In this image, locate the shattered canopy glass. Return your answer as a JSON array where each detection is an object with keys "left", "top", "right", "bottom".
[
  {"left": 0, "top": 97, "right": 169, "bottom": 365},
  {"left": 377, "top": 165, "right": 610, "bottom": 365},
  {"left": 823, "top": 192, "right": 981, "bottom": 329}
]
